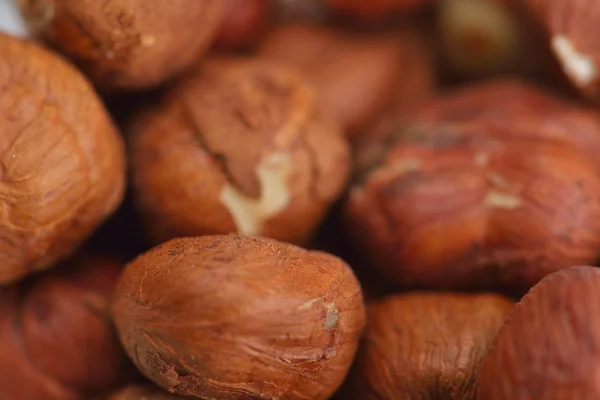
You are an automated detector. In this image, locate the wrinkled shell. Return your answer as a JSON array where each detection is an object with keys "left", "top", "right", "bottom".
[
  {"left": 18, "top": 0, "right": 225, "bottom": 90},
  {"left": 350, "top": 293, "right": 514, "bottom": 400},
  {"left": 346, "top": 80, "right": 600, "bottom": 292},
  {"left": 0, "top": 256, "right": 130, "bottom": 399},
  {"left": 525, "top": 0, "right": 600, "bottom": 98},
  {"left": 107, "top": 384, "right": 190, "bottom": 400},
  {"left": 129, "top": 56, "right": 350, "bottom": 245},
  {"left": 321, "top": 0, "right": 430, "bottom": 21},
  {"left": 214, "top": 0, "right": 269, "bottom": 49},
  {"left": 112, "top": 235, "right": 366, "bottom": 400},
  {"left": 477, "top": 266, "right": 600, "bottom": 399},
  {"left": 259, "top": 23, "right": 434, "bottom": 137},
  {"left": 0, "top": 33, "right": 125, "bottom": 284}
]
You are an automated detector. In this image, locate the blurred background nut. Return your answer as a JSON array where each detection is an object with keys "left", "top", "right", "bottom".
[
  {"left": 112, "top": 235, "right": 366, "bottom": 400},
  {"left": 271, "top": 0, "right": 331, "bottom": 22},
  {"left": 0, "top": 33, "right": 125, "bottom": 284},
  {"left": 525, "top": 0, "right": 600, "bottom": 99},
  {"left": 320, "top": 0, "right": 432, "bottom": 22},
  {"left": 129, "top": 56, "right": 350, "bottom": 245},
  {"left": 213, "top": 0, "right": 270, "bottom": 50},
  {"left": 107, "top": 384, "right": 191, "bottom": 400},
  {"left": 345, "top": 80, "right": 600, "bottom": 293},
  {"left": 16, "top": 0, "right": 225, "bottom": 91},
  {"left": 477, "top": 266, "right": 600, "bottom": 400},
  {"left": 0, "top": 255, "right": 132, "bottom": 400},
  {"left": 259, "top": 23, "right": 435, "bottom": 139},
  {"left": 348, "top": 293, "right": 514, "bottom": 400}
]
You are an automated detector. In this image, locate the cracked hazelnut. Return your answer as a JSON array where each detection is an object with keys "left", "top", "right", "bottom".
[
  {"left": 349, "top": 293, "right": 514, "bottom": 400},
  {"left": 524, "top": 0, "right": 600, "bottom": 99},
  {"left": 0, "top": 255, "right": 131, "bottom": 400},
  {"left": 0, "top": 33, "right": 125, "bottom": 284},
  {"left": 129, "top": 56, "right": 350, "bottom": 245},
  {"left": 112, "top": 235, "right": 366, "bottom": 400},
  {"left": 345, "top": 80, "right": 600, "bottom": 293},
  {"left": 259, "top": 23, "right": 434, "bottom": 138},
  {"left": 17, "top": 0, "right": 225, "bottom": 90},
  {"left": 476, "top": 266, "right": 600, "bottom": 400},
  {"left": 320, "top": 0, "right": 431, "bottom": 22},
  {"left": 214, "top": 0, "right": 269, "bottom": 50},
  {"left": 107, "top": 384, "right": 190, "bottom": 400}
]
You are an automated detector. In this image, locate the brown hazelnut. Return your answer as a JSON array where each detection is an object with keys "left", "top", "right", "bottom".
[
  {"left": 259, "top": 23, "right": 434, "bottom": 138},
  {"left": 214, "top": 0, "right": 270, "bottom": 50},
  {"left": 16, "top": 0, "right": 225, "bottom": 91},
  {"left": 349, "top": 292, "right": 514, "bottom": 400},
  {"left": 271, "top": 0, "right": 331, "bottom": 22},
  {"left": 0, "top": 33, "right": 125, "bottom": 284},
  {"left": 476, "top": 266, "right": 600, "bottom": 399},
  {"left": 320, "top": 0, "right": 431, "bottom": 22},
  {"left": 524, "top": 0, "right": 600, "bottom": 99},
  {"left": 345, "top": 80, "right": 600, "bottom": 293},
  {"left": 107, "top": 384, "right": 190, "bottom": 400},
  {"left": 128, "top": 56, "right": 350, "bottom": 245},
  {"left": 0, "top": 255, "right": 131, "bottom": 399},
  {"left": 112, "top": 234, "right": 366, "bottom": 400}
]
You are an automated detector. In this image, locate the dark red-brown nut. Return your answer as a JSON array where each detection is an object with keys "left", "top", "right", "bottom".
[
  {"left": 16, "top": 0, "right": 225, "bottom": 90},
  {"left": 0, "top": 255, "right": 131, "bottom": 400},
  {"left": 524, "top": 0, "right": 600, "bottom": 99},
  {"left": 259, "top": 23, "right": 434, "bottom": 138},
  {"left": 345, "top": 80, "right": 600, "bottom": 293},
  {"left": 348, "top": 293, "right": 514, "bottom": 400},
  {"left": 477, "top": 266, "right": 600, "bottom": 400},
  {"left": 107, "top": 384, "right": 191, "bottom": 400},
  {"left": 0, "top": 33, "right": 125, "bottom": 284},
  {"left": 320, "top": 0, "right": 431, "bottom": 22},
  {"left": 214, "top": 0, "right": 269, "bottom": 50},
  {"left": 129, "top": 56, "right": 350, "bottom": 245},
  {"left": 112, "top": 235, "right": 366, "bottom": 400}
]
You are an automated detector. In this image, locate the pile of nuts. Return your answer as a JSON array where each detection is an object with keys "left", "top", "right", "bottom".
[{"left": 0, "top": 0, "right": 599, "bottom": 399}]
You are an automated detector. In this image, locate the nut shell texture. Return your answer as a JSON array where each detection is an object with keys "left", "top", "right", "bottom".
[
  {"left": 0, "top": 256, "right": 129, "bottom": 399},
  {"left": 112, "top": 235, "right": 366, "bottom": 400},
  {"left": 346, "top": 80, "right": 600, "bottom": 292},
  {"left": 0, "top": 33, "right": 125, "bottom": 284},
  {"left": 129, "top": 57, "right": 350, "bottom": 245},
  {"left": 26, "top": 0, "right": 225, "bottom": 90},
  {"left": 477, "top": 266, "right": 600, "bottom": 400},
  {"left": 352, "top": 293, "right": 514, "bottom": 400}
]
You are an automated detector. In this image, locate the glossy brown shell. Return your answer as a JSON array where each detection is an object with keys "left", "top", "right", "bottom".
[
  {"left": 477, "top": 266, "right": 600, "bottom": 400},
  {"left": 0, "top": 33, "right": 126, "bottom": 284},
  {"left": 129, "top": 56, "right": 350, "bottom": 245},
  {"left": 112, "top": 235, "right": 366, "bottom": 400},
  {"left": 350, "top": 293, "right": 514, "bottom": 400},
  {"left": 345, "top": 80, "right": 600, "bottom": 293},
  {"left": 0, "top": 256, "right": 130, "bottom": 399},
  {"left": 20, "top": 0, "right": 225, "bottom": 90}
]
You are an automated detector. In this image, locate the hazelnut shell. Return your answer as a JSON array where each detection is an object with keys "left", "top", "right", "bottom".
[
  {"left": 0, "top": 33, "right": 126, "bottom": 284},
  {"left": 112, "top": 235, "right": 366, "bottom": 400},
  {"left": 477, "top": 266, "right": 600, "bottom": 399},
  {"left": 129, "top": 56, "right": 350, "bottom": 245}
]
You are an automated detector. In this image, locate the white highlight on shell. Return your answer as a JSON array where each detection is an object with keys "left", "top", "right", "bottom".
[
  {"left": 220, "top": 152, "right": 293, "bottom": 236},
  {"left": 552, "top": 35, "right": 597, "bottom": 88},
  {"left": 0, "top": 0, "right": 29, "bottom": 37},
  {"left": 484, "top": 190, "right": 523, "bottom": 209}
]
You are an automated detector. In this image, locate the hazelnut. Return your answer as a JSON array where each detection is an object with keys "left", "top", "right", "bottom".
[
  {"left": 111, "top": 235, "right": 366, "bottom": 400},
  {"left": 349, "top": 293, "right": 514, "bottom": 400},
  {"left": 259, "top": 23, "right": 434, "bottom": 138},
  {"left": 524, "top": 0, "right": 600, "bottom": 99},
  {"left": 345, "top": 80, "right": 600, "bottom": 293},
  {"left": 271, "top": 0, "right": 331, "bottom": 22},
  {"left": 0, "top": 255, "right": 131, "bottom": 399},
  {"left": 107, "top": 384, "right": 190, "bottom": 400},
  {"left": 214, "top": 0, "right": 269, "bottom": 50},
  {"left": 320, "top": 0, "right": 431, "bottom": 22},
  {"left": 476, "top": 266, "right": 600, "bottom": 399},
  {"left": 129, "top": 56, "right": 350, "bottom": 245},
  {"left": 16, "top": 0, "right": 225, "bottom": 90},
  {"left": 0, "top": 33, "right": 125, "bottom": 284}
]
